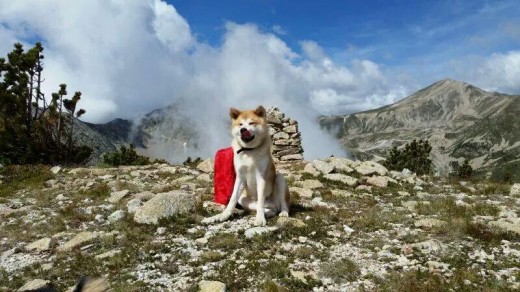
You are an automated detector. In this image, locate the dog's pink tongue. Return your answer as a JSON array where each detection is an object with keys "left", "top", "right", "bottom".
[{"left": 241, "top": 130, "right": 252, "bottom": 139}]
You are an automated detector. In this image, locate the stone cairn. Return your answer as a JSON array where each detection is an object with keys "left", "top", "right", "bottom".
[{"left": 266, "top": 107, "right": 304, "bottom": 161}]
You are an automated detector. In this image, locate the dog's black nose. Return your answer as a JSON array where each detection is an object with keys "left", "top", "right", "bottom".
[{"left": 240, "top": 128, "right": 247, "bottom": 133}]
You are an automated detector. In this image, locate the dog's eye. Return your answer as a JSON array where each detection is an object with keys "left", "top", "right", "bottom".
[
  {"left": 249, "top": 122, "right": 256, "bottom": 125},
  {"left": 239, "top": 123, "right": 243, "bottom": 126}
]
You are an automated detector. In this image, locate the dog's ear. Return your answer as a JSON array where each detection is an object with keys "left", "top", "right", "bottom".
[
  {"left": 254, "top": 105, "right": 266, "bottom": 118},
  {"left": 229, "top": 107, "right": 241, "bottom": 120}
]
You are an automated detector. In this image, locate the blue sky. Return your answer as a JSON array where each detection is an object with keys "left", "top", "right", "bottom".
[
  {"left": 0, "top": 0, "right": 519, "bottom": 158},
  {"left": 0, "top": 0, "right": 519, "bottom": 123},
  {"left": 170, "top": 0, "right": 520, "bottom": 75}
]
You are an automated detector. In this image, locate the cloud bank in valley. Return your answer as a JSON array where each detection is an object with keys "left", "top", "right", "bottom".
[{"left": 0, "top": 0, "right": 519, "bottom": 160}]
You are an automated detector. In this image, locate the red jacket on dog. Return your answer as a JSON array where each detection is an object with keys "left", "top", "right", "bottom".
[{"left": 213, "top": 147, "right": 236, "bottom": 205}]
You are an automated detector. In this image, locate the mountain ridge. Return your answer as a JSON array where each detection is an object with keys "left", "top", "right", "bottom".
[{"left": 320, "top": 79, "right": 520, "bottom": 179}]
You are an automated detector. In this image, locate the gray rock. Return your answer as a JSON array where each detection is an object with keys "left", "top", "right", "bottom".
[
  {"left": 273, "top": 132, "right": 290, "bottom": 140},
  {"left": 414, "top": 218, "right": 447, "bottom": 229},
  {"left": 312, "top": 160, "right": 334, "bottom": 175},
  {"left": 355, "top": 161, "right": 388, "bottom": 176},
  {"left": 126, "top": 198, "right": 143, "bottom": 214},
  {"left": 0, "top": 205, "right": 15, "bottom": 216},
  {"left": 355, "top": 185, "right": 372, "bottom": 192},
  {"left": 326, "top": 157, "right": 355, "bottom": 173},
  {"left": 18, "top": 279, "right": 51, "bottom": 291},
  {"left": 366, "top": 176, "right": 389, "bottom": 188},
  {"left": 488, "top": 218, "right": 520, "bottom": 236},
  {"left": 245, "top": 226, "right": 279, "bottom": 239},
  {"left": 55, "top": 194, "right": 67, "bottom": 201},
  {"left": 276, "top": 217, "right": 306, "bottom": 228},
  {"left": 197, "top": 173, "right": 212, "bottom": 183},
  {"left": 283, "top": 125, "right": 298, "bottom": 133},
  {"left": 303, "top": 163, "right": 320, "bottom": 177},
  {"left": 25, "top": 238, "right": 54, "bottom": 252},
  {"left": 290, "top": 187, "right": 313, "bottom": 198},
  {"left": 57, "top": 231, "right": 99, "bottom": 252},
  {"left": 44, "top": 179, "right": 58, "bottom": 188},
  {"left": 196, "top": 159, "right": 214, "bottom": 173},
  {"left": 134, "top": 191, "right": 197, "bottom": 224},
  {"left": 133, "top": 191, "right": 155, "bottom": 201},
  {"left": 331, "top": 189, "right": 353, "bottom": 197},
  {"left": 276, "top": 147, "right": 302, "bottom": 156},
  {"left": 510, "top": 183, "right": 520, "bottom": 196},
  {"left": 107, "top": 190, "right": 130, "bottom": 204},
  {"left": 95, "top": 249, "right": 121, "bottom": 260},
  {"left": 274, "top": 139, "right": 290, "bottom": 146},
  {"left": 280, "top": 154, "right": 304, "bottom": 161},
  {"left": 296, "top": 179, "right": 324, "bottom": 189},
  {"left": 199, "top": 280, "right": 226, "bottom": 292},
  {"left": 324, "top": 173, "right": 358, "bottom": 186},
  {"left": 402, "top": 201, "right": 418, "bottom": 211},
  {"left": 50, "top": 166, "right": 62, "bottom": 174},
  {"left": 157, "top": 166, "right": 178, "bottom": 175},
  {"left": 108, "top": 210, "right": 125, "bottom": 223}
]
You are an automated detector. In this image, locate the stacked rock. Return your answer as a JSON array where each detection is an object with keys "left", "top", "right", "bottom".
[{"left": 266, "top": 107, "right": 304, "bottom": 161}]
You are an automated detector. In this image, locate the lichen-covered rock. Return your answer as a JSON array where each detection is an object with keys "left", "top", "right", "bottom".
[
  {"left": 107, "top": 190, "right": 130, "bottom": 204},
  {"left": 296, "top": 179, "right": 324, "bottom": 189},
  {"left": 324, "top": 173, "right": 358, "bottom": 186},
  {"left": 199, "top": 280, "right": 226, "bottom": 292},
  {"left": 134, "top": 191, "right": 197, "bottom": 224},
  {"left": 18, "top": 279, "right": 51, "bottom": 291},
  {"left": 57, "top": 232, "right": 99, "bottom": 252},
  {"left": 414, "top": 218, "right": 447, "bottom": 229},
  {"left": 312, "top": 160, "right": 334, "bottom": 175},
  {"left": 303, "top": 163, "right": 320, "bottom": 177},
  {"left": 290, "top": 187, "right": 313, "bottom": 198},
  {"left": 25, "top": 238, "right": 54, "bottom": 252},
  {"left": 488, "top": 218, "right": 520, "bottom": 236},
  {"left": 326, "top": 157, "right": 355, "bottom": 173},
  {"left": 510, "top": 183, "right": 520, "bottom": 196},
  {"left": 196, "top": 159, "right": 214, "bottom": 173},
  {"left": 366, "top": 176, "right": 389, "bottom": 188},
  {"left": 244, "top": 226, "right": 279, "bottom": 239},
  {"left": 276, "top": 217, "right": 306, "bottom": 228},
  {"left": 281, "top": 154, "right": 304, "bottom": 161},
  {"left": 355, "top": 161, "right": 388, "bottom": 176},
  {"left": 108, "top": 210, "right": 125, "bottom": 223}
]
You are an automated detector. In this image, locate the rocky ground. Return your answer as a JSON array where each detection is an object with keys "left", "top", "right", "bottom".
[{"left": 0, "top": 158, "right": 519, "bottom": 291}]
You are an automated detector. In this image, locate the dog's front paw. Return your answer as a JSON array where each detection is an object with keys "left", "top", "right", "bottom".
[
  {"left": 279, "top": 211, "right": 289, "bottom": 217},
  {"left": 202, "top": 212, "right": 231, "bottom": 224},
  {"left": 253, "top": 216, "right": 267, "bottom": 226}
]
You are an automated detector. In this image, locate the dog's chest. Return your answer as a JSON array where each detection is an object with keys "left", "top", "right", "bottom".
[{"left": 235, "top": 154, "right": 268, "bottom": 183}]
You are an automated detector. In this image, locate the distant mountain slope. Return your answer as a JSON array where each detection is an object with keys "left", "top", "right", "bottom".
[
  {"left": 80, "top": 105, "right": 200, "bottom": 163},
  {"left": 320, "top": 79, "right": 520, "bottom": 179}
]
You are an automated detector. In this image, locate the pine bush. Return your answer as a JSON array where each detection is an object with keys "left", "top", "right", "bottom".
[{"left": 383, "top": 139, "right": 433, "bottom": 175}]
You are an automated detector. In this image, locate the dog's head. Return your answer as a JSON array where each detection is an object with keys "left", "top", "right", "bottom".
[{"left": 229, "top": 105, "right": 268, "bottom": 148}]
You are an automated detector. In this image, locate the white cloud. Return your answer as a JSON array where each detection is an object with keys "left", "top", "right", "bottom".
[
  {"left": 478, "top": 51, "right": 520, "bottom": 92},
  {"left": 450, "top": 51, "right": 520, "bottom": 93},
  {"left": 271, "top": 25, "right": 286, "bottom": 35},
  {"left": 0, "top": 0, "right": 410, "bottom": 160}
]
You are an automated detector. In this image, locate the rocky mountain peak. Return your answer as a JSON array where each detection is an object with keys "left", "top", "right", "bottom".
[{"left": 320, "top": 80, "right": 520, "bottom": 178}]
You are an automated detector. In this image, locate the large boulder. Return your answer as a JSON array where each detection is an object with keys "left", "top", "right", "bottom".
[
  {"left": 324, "top": 173, "right": 358, "bottom": 186},
  {"left": 355, "top": 161, "right": 388, "bottom": 176},
  {"left": 134, "top": 191, "right": 197, "bottom": 224},
  {"left": 196, "top": 159, "right": 214, "bottom": 173},
  {"left": 510, "top": 183, "right": 520, "bottom": 196}
]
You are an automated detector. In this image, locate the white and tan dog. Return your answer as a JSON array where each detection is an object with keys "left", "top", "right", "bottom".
[{"left": 202, "top": 105, "right": 290, "bottom": 226}]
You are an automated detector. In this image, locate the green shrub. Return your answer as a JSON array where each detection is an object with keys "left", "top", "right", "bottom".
[
  {"left": 383, "top": 139, "right": 432, "bottom": 175},
  {"left": 103, "top": 144, "right": 153, "bottom": 166},
  {"left": 0, "top": 43, "right": 92, "bottom": 165},
  {"left": 456, "top": 159, "right": 473, "bottom": 179},
  {"left": 183, "top": 156, "right": 202, "bottom": 167}
]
